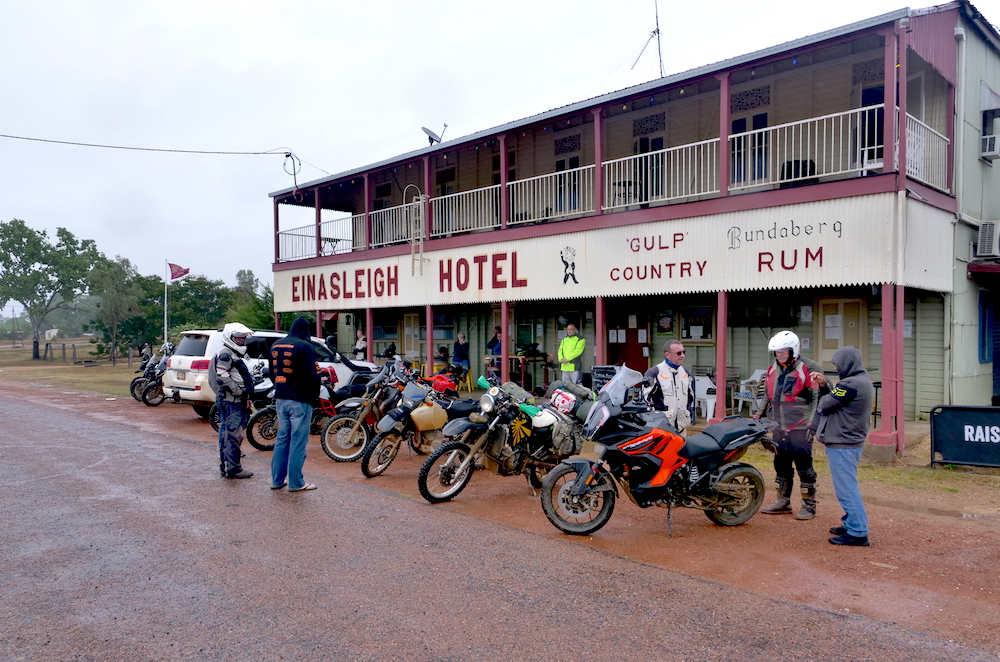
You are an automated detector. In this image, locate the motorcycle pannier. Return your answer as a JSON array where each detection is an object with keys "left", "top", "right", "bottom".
[{"left": 549, "top": 408, "right": 583, "bottom": 456}]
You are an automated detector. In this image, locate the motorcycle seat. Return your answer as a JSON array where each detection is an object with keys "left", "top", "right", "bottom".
[
  {"left": 698, "top": 420, "right": 753, "bottom": 447},
  {"left": 445, "top": 398, "right": 479, "bottom": 418}
]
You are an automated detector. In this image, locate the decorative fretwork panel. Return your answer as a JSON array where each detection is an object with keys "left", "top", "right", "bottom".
[
  {"left": 852, "top": 58, "right": 885, "bottom": 86},
  {"left": 554, "top": 134, "right": 582, "bottom": 156},
  {"left": 633, "top": 113, "right": 666, "bottom": 137},
  {"left": 730, "top": 86, "right": 771, "bottom": 113}
]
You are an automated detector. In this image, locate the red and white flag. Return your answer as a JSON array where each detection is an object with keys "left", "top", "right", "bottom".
[{"left": 168, "top": 263, "right": 190, "bottom": 280}]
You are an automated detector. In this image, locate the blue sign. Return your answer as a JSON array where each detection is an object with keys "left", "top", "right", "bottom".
[{"left": 930, "top": 405, "right": 1000, "bottom": 468}]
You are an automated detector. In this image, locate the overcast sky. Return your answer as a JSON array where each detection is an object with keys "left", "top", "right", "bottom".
[{"left": 3, "top": 0, "right": 996, "bottom": 317}]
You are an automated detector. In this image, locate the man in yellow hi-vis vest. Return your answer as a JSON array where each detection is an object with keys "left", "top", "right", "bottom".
[{"left": 556, "top": 324, "right": 586, "bottom": 384}]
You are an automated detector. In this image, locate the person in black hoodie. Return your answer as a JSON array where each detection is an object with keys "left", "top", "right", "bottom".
[
  {"left": 269, "top": 317, "right": 322, "bottom": 492},
  {"left": 810, "top": 346, "right": 875, "bottom": 546}
]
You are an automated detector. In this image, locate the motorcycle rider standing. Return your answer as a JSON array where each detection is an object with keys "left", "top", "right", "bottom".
[
  {"left": 212, "top": 323, "right": 255, "bottom": 479},
  {"left": 643, "top": 340, "right": 695, "bottom": 434},
  {"left": 758, "top": 331, "right": 821, "bottom": 519}
]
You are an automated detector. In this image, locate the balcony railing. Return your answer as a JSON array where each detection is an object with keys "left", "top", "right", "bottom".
[
  {"left": 603, "top": 140, "right": 719, "bottom": 210},
  {"left": 905, "top": 114, "right": 950, "bottom": 192},
  {"left": 277, "top": 103, "right": 958, "bottom": 263},
  {"left": 430, "top": 185, "right": 501, "bottom": 237},
  {"left": 277, "top": 224, "right": 322, "bottom": 262},
  {"left": 508, "top": 165, "right": 595, "bottom": 225},
  {"left": 728, "top": 105, "right": 885, "bottom": 191},
  {"left": 370, "top": 199, "right": 424, "bottom": 248}
]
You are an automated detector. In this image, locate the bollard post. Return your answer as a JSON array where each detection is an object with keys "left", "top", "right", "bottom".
[
  {"left": 72, "top": 344, "right": 77, "bottom": 362},
  {"left": 62, "top": 343, "right": 67, "bottom": 363}
]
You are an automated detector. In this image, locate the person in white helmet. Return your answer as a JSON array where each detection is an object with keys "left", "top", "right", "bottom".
[
  {"left": 757, "top": 330, "right": 822, "bottom": 519},
  {"left": 210, "top": 323, "right": 255, "bottom": 479}
]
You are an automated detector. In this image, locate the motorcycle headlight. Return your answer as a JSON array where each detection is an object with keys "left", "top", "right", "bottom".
[
  {"left": 479, "top": 392, "right": 495, "bottom": 413},
  {"left": 402, "top": 395, "right": 416, "bottom": 407}
]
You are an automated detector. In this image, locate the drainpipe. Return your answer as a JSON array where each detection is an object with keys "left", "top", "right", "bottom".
[{"left": 949, "top": 27, "right": 967, "bottom": 406}]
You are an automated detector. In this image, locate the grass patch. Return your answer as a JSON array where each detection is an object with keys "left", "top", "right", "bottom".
[{"left": 0, "top": 340, "right": 139, "bottom": 399}]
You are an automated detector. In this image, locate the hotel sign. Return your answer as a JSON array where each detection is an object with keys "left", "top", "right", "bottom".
[{"left": 275, "top": 193, "right": 949, "bottom": 311}]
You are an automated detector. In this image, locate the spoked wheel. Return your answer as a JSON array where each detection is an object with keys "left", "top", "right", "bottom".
[
  {"left": 417, "top": 441, "right": 474, "bottom": 504},
  {"left": 141, "top": 381, "right": 165, "bottom": 406},
  {"left": 704, "top": 464, "right": 765, "bottom": 526},
  {"left": 540, "top": 463, "right": 616, "bottom": 535},
  {"left": 245, "top": 408, "right": 277, "bottom": 452},
  {"left": 130, "top": 377, "right": 148, "bottom": 401},
  {"left": 361, "top": 430, "right": 405, "bottom": 477},
  {"left": 319, "top": 413, "right": 370, "bottom": 462},
  {"left": 209, "top": 403, "right": 221, "bottom": 433}
]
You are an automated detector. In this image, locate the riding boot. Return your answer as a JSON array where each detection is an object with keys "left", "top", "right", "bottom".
[
  {"left": 795, "top": 483, "right": 817, "bottom": 520},
  {"left": 761, "top": 478, "right": 793, "bottom": 514}
]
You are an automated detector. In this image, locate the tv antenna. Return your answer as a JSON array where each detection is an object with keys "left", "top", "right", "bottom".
[
  {"left": 421, "top": 123, "right": 448, "bottom": 146},
  {"left": 632, "top": 0, "right": 665, "bottom": 78}
]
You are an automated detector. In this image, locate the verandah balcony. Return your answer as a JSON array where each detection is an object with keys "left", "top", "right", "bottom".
[{"left": 277, "top": 106, "right": 950, "bottom": 262}]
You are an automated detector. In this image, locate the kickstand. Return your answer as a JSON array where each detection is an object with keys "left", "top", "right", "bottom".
[
  {"left": 526, "top": 473, "right": 538, "bottom": 497},
  {"left": 667, "top": 501, "right": 674, "bottom": 538}
]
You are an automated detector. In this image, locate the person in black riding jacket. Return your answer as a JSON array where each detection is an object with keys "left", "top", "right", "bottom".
[
  {"left": 269, "top": 317, "right": 323, "bottom": 492},
  {"left": 212, "top": 323, "right": 255, "bottom": 479}
]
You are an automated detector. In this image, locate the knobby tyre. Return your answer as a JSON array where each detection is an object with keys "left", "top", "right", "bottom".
[
  {"left": 361, "top": 430, "right": 404, "bottom": 477},
  {"left": 319, "top": 413, "right": 370, "bottom": 462},
  {"left": 245, "top": 408, "right": 278, "bottom": 452},
  {"left": 704, "top": 464, "right": 765, "bottom": 526},
  {"left": 417, "top": 441, "right": 474, "bottom": 504},
  {"left": 130, "top": 377, "right": 148, "bottom": 401},
  {"left": 141, "top": 381, "right": 165, "bottom": 406},
  {"left": 540, "top": 463, "right": 616, "bottom": 535},
  {"left": 209, "top": 403, "right": 221, "bottom": 432}
]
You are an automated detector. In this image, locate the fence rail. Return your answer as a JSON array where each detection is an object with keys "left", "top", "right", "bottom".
[
  {"left": 603, "top": 140, "right": 719, "bottom": 210},
  {"left": 508, "top": 166, "right": 594, "bottom": 224},
  {"left": 430, "top": 185, "right": 501, "bottom": 236},
  {"left": 905, "top": 114, "right": 950, "bottom": 192}
]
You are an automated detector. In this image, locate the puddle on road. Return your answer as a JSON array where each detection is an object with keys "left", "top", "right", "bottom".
[{"left": 867, "top": 495, "right": 1000, "bottom": 521}]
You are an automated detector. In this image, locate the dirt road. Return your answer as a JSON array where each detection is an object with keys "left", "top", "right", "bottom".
[{"left": 4, "top": 379, "right": 1000, "bottom": 657}]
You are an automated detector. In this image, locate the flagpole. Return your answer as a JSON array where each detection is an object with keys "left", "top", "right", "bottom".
[{"left": 164, "top": 260, "right": 168, "bottom": 345}]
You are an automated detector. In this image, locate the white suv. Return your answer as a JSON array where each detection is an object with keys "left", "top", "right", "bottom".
[{"left": 162, "top": 328, "right": 375, "bottom": 417}]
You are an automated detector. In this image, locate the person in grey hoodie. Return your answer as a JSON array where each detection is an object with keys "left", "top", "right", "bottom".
[{"left": 810, "top": 346, "right": 874, "bottom": 546}]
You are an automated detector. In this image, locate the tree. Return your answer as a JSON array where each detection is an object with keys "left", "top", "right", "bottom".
[
  {"left": 0, "top": 219, "right": 100, "bottom": 359},
  {"left": 167, "top": 276, "right": 232, "bottom": 332},
  {"left": 225, "top": 270, "right": 275, "bottom": 330},
  {"left": 90, "top": 256, "right": 143, "bottom": 366}
]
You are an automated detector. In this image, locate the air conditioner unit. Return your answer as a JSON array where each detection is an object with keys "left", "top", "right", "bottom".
[
  {"left": 977, "top": 221, "right": 1000, "bottom": 257},
  {"left": 983, "top": 135, "right": 1000, "bottom": 161}
]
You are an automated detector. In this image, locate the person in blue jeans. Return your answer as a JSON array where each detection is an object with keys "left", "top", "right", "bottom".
[
  {"left": 810, "top": 346, "right": 875, "bottom": 546},
  {"left": 269, "top": 317, "right": 322, "bottom": 492}
]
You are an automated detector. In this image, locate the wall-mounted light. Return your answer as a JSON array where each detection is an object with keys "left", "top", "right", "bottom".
[
  {"left": 649, "top": 95, "right": 655, "bottom": 104},
  {"left": 750, "top": 67, "right": 756, "bottom": 77},
  {"left": 679, "top": 87, "right": 685, "bottom": 95},
  {"left": 792, "top": 57, "right": 798, "bottom": 66}
]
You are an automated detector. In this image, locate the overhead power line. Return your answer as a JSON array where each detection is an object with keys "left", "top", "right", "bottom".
[{"left": 0, "top": 132, "right": 287, "bottom": 156}]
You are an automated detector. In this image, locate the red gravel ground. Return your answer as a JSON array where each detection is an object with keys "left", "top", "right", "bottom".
[{"left": 5, "top": 379, "right": 999, "bottom": 655}]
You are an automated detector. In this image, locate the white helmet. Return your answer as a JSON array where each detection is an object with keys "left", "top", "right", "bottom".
[
  {"left": 222, "top": 322, "right": 253, "bottom": 357},
  {"left": 767, "top": 330, "right": 800, "bottom": 359}
]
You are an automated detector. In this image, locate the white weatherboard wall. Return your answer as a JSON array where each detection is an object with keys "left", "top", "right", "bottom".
[{"left": 275, "top": 193, "right": 953, "bottom": 312}]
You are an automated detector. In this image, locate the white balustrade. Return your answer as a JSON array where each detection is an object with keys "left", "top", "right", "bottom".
[
  {"left": 508, "top": 166, "right": 594, "bottom": 224},
  {"left": 906, "top": 114, "right": 950, "bottom": 192},
  {"left": 430, "top": 185, "right": 501, "bottom": 236},
  {"left": 728, "top": 105, "right": 886, "bottom": 191},
  {"left": 370, "top": 200, "right": 424, "bottom": 248},
  {"left": 602, "top": 141, "right": 718, "bottom": 210}
]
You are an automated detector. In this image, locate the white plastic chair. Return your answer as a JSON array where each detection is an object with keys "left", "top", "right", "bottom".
[{"left": 694, "top": 376, "right": 717, "bottom": 420}]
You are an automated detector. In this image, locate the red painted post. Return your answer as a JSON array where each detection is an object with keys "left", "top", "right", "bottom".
[
  {"left": 592, "top": 108, "right": 604, "bottom": 215},
  {"left": 425, "top": 304, "right": 434, "bottom": 378},
  {"left": 499, "top": 134, "right": 509, "bottom": 229},
  {"left": 711, "top": 290, "right": 728, "bottom": 424},
  {"left": 501, "top": 301, "right": 510, "bottom": 383},
  {"left": 717, "top": 72, "right": 731, "bottom": 197},
  {"left": 365, "top": 308, "right": 374, "bottom": 363},
  {"left": 595, "top": 296, "right": 606, "bottom": 365}
]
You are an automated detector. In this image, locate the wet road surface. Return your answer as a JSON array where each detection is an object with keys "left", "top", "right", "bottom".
[{"left": 1, "top": 393, "right": 996, "bottom": 661}]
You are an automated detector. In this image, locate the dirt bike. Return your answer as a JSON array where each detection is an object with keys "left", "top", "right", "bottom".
[
  {"left": 130, "top": 353, "right": 159, "bottom": 401},
  {"left": 141, "top": 353, "right": 172, "bottom": 406},
  {"left": 244, "top": 372, "right": 350, "bottom": 452},
  {"left": 209, "top": 362, "right": 273, "bottom": 433},
  {"left": 360, "top": 373, "right": 479, "bottom": 478},
  {"left": 539, "top": 366, "right": 773, "bottom": 537},
  {"left": 416, "top": 376, "right": 591, "bottom": 504},
  {"left": 318, "top": 358, "right": 409, "bottom": 462}
]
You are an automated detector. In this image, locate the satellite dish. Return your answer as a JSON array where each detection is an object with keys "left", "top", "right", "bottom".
[
  {"left": 421, "top": 123, "right": 448, "bottom": 146},
  {"left": 422, "top": 127, "right": 441, "bottom": 145}
]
